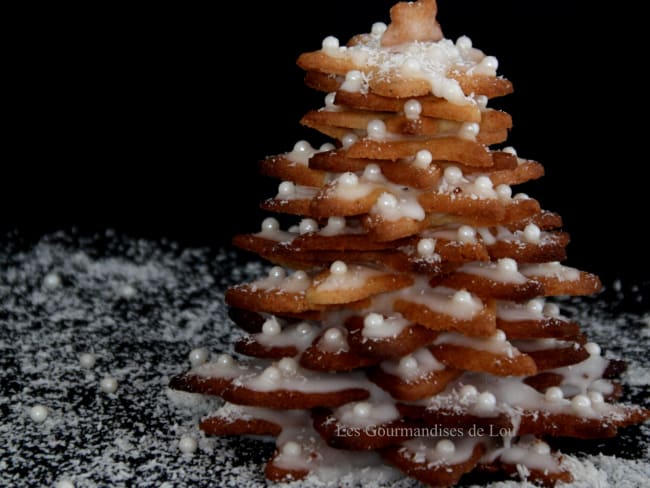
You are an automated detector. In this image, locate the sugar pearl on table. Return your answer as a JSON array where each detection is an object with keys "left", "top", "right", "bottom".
[
  {"left": 261, "top": 217, "right": 280, "bottom": 232},
  {"left": 100, "top": 376, "right": 118, "bottom": 394},
  {"left": 413, "top": 150, "right": 433, "bottom": 170},
  {"left": 188, "top": 348, "right": 208, "bottom": 367},
  {"left": 43, "top": 272, "right": 62, "bottom": 289},
  {"left": 79, "top": 352, "right": 96, "bottom": 369},
  {"left": 585, "top": 342, "right": 601, "bottom": 356},
  {"left": 330, "top": 260, "right": 348, "bottom": 275},
  {"left": 545, "top": 387, "right": 564, "bottom": 402},
  {"left": 282, "top": 441, "right": 303, "bottom": 457},
  {"left": 178, "top": 434, "right": 198, "bottom": 454},
  {"left": 457, "top": 225, "right": 476, "bottom": 243},
  {"left": 353, "top": 402, "right": 371, "bottom": 418},
  {"left": 55, "top": 480, "right": 75, "bottom": 488},
  {"left": 417, "top": 238, "right": 436, "bottom": 257},
  {"left": 523, "top": 223, "right": 541, "bottom": 244},
  {"left": 435, "top": 439, "right": 456, "bottom": 456},
  {"left": 119, "top": 284, "right": 136, "bottom": 299},
  {"left": 571, "top": 394, "right": 592, "bottom": 414},
  {"left": 262, "top": 317, "right": 282, "bottom": 336},
  {"left": 29, "top": 405, "right": 49, "bottom": 423}
]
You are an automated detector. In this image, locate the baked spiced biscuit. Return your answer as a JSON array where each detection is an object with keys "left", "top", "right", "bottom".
[{"left": 170, "top": 0, "right": 650, "bottom": 486}]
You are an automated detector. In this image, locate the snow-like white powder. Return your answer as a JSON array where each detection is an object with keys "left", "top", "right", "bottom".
[{"left": 0, "top": 232, "right": 647, "bottom": 487}]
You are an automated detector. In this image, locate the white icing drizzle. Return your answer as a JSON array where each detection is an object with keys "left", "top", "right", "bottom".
[
  {"left": 254, "top": 320, "right": 320, "bottom": 351},
  {"left": 498, "top": 435, "right": 562, "bottom": 472},
  {"left": 434, "top": 331, "right": 516, "bottom": 358},
  {"left": 458, "top": 259, "right": 527, "bottom": 284},
  {"left": 285, "top": 140, "right": 329, "bottom": 165},
  {"left": 371, "top": 191, "right": 425, "bottom": 222},
  {"left": 513, "top": 338, "right": 576, "bottom": 353},
  {"left": 362, "top": 313, "right": 410, "bottom": 339},
  {"left": 520, "top": 262, "right": 581, "bottom": 281},
  {"left": 380, "top": 347, "right": 445, "bottom": 382},
  {"left": 551, "top": 352, "right": 614, "bottom": 397},
  {"left": 275, "top": 182, "right": 319, "bottom": 201},
  {"left": 314, "top": 264, "right": 385, "bottom": 292},
  {"left": 399, "top": 281, "right": 483, "bottom": 321},
  {"left": 255, "top": 217, "right": 296, "bottom": 243},
  {"left": 497, "top": 299, "right": 568, "bottom": 322},
  {"left": 334, "top": 385, "right": 400, "bottom": 428},
  {"left": 241, "top": 365, "right": 368, "bottom": 394},
  {"left": 251, "top": 268, "right": 311, "bottom": 293}
]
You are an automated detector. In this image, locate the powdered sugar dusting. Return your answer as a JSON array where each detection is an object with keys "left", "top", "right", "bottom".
[{"left": 0, "top": 232, "right": 647, "bottom": 487}]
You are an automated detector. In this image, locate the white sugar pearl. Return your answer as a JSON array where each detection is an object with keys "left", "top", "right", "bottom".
[
  {"left": 436, "top": 439, "right": 456, "bottom": 456},
  {"left": 480, "top": 56, "right": 499, "bottom": 73},
  {"left": 456, "top": 35, "right": 472, "bottom": 50},
  {"left": 371, "top": 22, "right": 387, "bottom": 36},
  {"left": 341, "top": 133, "right": 358, "bottom": 149},
  {"left": 571, "top": 394, "right": 592, "bottom": 413},
  {"left": 474, "top": 176, "right": 493, "bottom": 190},
  {"left": 277, "top": 357, "right": 298, "bottom": 375},
  {"left": 367, "top": 119, "right": 387, "bottom": 139},
  {"left": 364, "top": 313, "right": 384, "bottom": 329},
  {"left": 523, "top": 223, "right": 541, "bottom": 244},
  {"left": 269, "top": 266, "right": 286, "bottom": 280},
  {"left": 322, "top": 35, "right": 339, "bottom": 51},
  {"left": 295, "top": 322, "right": 312, "bottom": 335},
  {"left": 475, "top": 392, "right": 497, "bottom": 411},
  {"left": 378, "top": 193, "right": 398, "bottom": 209},
  {"left": 282, "top": 441, "right": 302, "bottom": 457},
  {"left": 588, "top": 391, "right": 604, "bottom": 404},
  {"left": 417, "top": 238, "right": 436, "bottom": 257},
  {"left": 401, "top": 58, "right": 421, "bottom": 75},
  {"left": 452, "top": 290, "right": 473, "bottom": 306},
  {"left": 119, "top": 284, "right": 136, "bottom": 298},
  {"left": 459, "top": 122, "right": 480, "bottom": 141},
  {"left": 502, "top": 146, "right": 517, "bottom": 156},
  {"left": 399, "top": 355, "right": 418, "bottom": 372},
  {"left": 339, "top": 172, "right": 359, "bottom": 187},
  {"left": 261, "top": 217, "right": 280, "bottom": 232},
  {"left": 585, "top": 342, "right": 601, "bottom": 356},
  {"left": 404, "top": 99, "right": 422, "bottom": 120},
  {"left": 457, "top": 225, "right": 476, "bottom": 243},
  {"left": 543, "top": 303, "right": 560, "bottom": 317},
  {"left": 188, "top": 348, "right": 208, "bottom": 367},
  {"left": 56, "top": 480, "right": 75, "bottom": 488},
  {"left": 527, "top": 299, "right": 544, "bottom": 314},
  {"left": 330, "top": 260, "right": 348, "bottom": 275},
  {"left": 79, "top": 352, "right": 96, "bottom": 369},
  {"left": 324, "top": 328, "right": 343, "bottom": 344},
  {"left": 460, "top": 385, "right": 478, "bottom": 398},
  {"left": 497, "top": 258, "right": 518, "bottom": 273},
  {"left": 414, "top": 149, "right": 433, "bottom": 169},
  {"left": 262, "top": 366, "right": 281, "bottom": 383},
  {"left": 492, "top": 330, "right": 507, "bottom": 342},
  {"left": 444, "top": 166, "right": 463, "bottom": 184},
  {"left": 299, "top": 218, "right": 319, "bottom": 234},
  {"left": 293, "top": 140, "right": 311, "bottom": 154},
  {"left": 363, "top": 164, "right": 382, "bottom": 181},
  {"left": 353, "top": 402, "right": 371, "bottom": 418},
  {"left": 100, "top": 376, "right": 118, "bottom": 394},
  {"left": 278, "top": 181, "right": 295, "bottom": 198},
  {"left": 262, "top": 318, "right": 282, "bottom": 336},
  {"left": 320, "top": 143, "right": 335, "bottom": 152},
  {"left": 43, "top": 272, "right": 62, "bottom": 289},
  {"left": 29, "top": 405, "right": 49, "bottom": 423},
  {"left": 292, "top": 270, "right": 308, "bottom": 282},
  {"left": 178, "top": 435, "right": 198, "bottom": 454},
  {"left": 495, "top": 184, "right": 512, "bottom": 201},
  {"left": 533, "top": 442, "right": 551, "bottom": 455},
  {"left": 514, "top": 193, "right": 530, "bottom": 200},
  {"left": 341, "top": 70, "right": 364, "bottom": 92},
  {"left": 217, "top": 354, "right": 234, "bottom": 367},
  {"left": 326, "top": 217, "right": 346, "bottom": 232},
  {"left": 475, "top": 95, "right": 488, "bottom": 109},
  {"left": 324, "top": 92, "right": 337, "bottom": 109},
  {"left": 545, "top": 386, "right": 564, "bottom": 402}
]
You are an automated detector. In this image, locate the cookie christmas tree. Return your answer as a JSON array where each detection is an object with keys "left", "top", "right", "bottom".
[{"left": 170, "top": 1, "right": 649, "bottom": 485}]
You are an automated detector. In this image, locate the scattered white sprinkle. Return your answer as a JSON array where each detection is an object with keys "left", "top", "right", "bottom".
[{"left": 55, "top": 480, "right": 75, "bottom": 488}]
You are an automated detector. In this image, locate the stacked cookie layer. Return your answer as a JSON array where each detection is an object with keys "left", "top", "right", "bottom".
[{"left": 171, "top": 1, "right": 649, "bottom": 486}]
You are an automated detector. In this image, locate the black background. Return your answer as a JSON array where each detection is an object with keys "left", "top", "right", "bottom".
[{"left": 6, "top": 1, "right": 647, "bottom": 284}]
